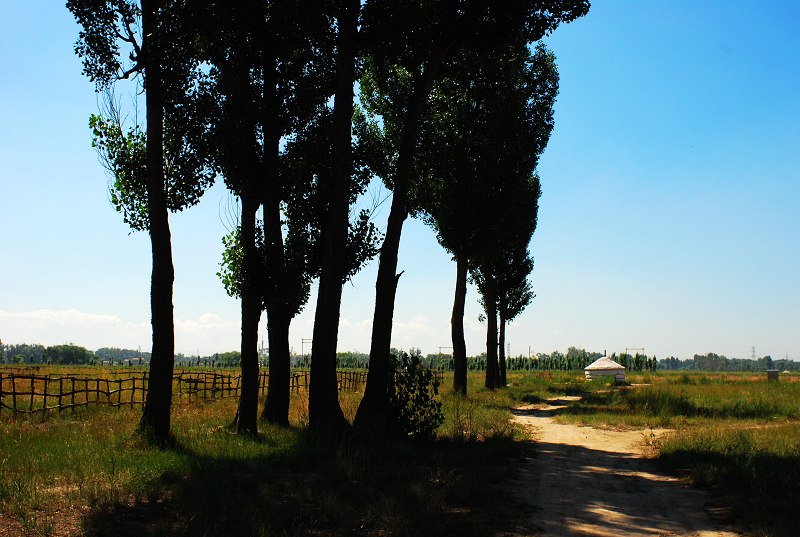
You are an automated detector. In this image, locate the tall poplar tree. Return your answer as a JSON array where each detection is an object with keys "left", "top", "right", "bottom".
[
  {"left": 357, "top": 2, "right": 586, "bottom": 430},
  {"left": 199, "top": 1, "right": 379, "bottom": 433},
  {"left": 69, "top": 0, "right": 213, "bottom": 444},
  {"left": 307, "top": 0, "right": 361, "bottom": 439}
]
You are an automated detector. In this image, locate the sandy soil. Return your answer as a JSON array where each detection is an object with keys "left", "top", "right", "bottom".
[{"left": 507, "top": 396, "right": 740, "bottom": 537}]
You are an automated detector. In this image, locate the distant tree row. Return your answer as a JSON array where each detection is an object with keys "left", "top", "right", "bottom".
[
  {"left": 422, "top": 348, "right": 659, "bottom": 373},
  {"left": 659, "top": 352, "right": 799, "bottom": 372},
  {"left": 95, "top": 347, "right": 151, "bottom": 363},
  {"left": 7, "top": 341, "right": 794, "bottom": 373},
  {"left": 1, "top": 343, "right": 96, "bottom": 365}
]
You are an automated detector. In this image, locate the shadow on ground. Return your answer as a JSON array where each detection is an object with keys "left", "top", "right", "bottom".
[
  {"left": 520, "top": 439, "right": 735, "bottom": 537},
  {"left": 512, "top": 399, "right": 577, "bottom": 419},
  {"left": 81, "top": 433, "right": 533, "bottom": 537},
  {"left": 511, "top": 396, "right": 742, "bottom": 537}
]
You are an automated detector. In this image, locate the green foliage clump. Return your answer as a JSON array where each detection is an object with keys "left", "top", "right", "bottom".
[
  {"left": 43, "top": 344, "right": 95, "bottom": 365},
  {"left": 89, "top": 114, "right": 148, "bottom": 232},
  {"left": 388, "top": 351, "right": 444, "bottom": 440}
]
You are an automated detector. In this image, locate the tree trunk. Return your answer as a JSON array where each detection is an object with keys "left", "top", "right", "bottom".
[
  {"left": 259, "top": 46, "right": 291, "bottom": 427},
  {"left": 260, "top": 138, "right": 290, "bottom": 427},
  {"left": 261, "top": 305, "right": 290, "bottom": 425},
  {"left": 498, "top": 315, "right": 507, "bottom": 387},
  {"left": 451, "top": 255, "right": 468, "bottom": 395},
  {"left": 227, "top": 31, "right": 264, "bottom": 436},
  {"left": 308, "top": 0, "right": 358, "bottom": 440},
  {"left": 138, "top": 0, "right": 175, "bottom": 447},
  {"left": 355, "top": 46, "right": 451, "bottom": 437},
  {"left": 236, "top": 189, "right": 261, "bottom": 436},
  {"left": 484, "top": 273, "right": 499, "bottom": 390}
]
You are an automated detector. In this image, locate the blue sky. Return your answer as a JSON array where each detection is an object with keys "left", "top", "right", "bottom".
[{"left": 1, "top": 1, "right": 798, "bottom": 361}]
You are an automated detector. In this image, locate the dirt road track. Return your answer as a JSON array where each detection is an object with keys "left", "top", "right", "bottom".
[{"left": 508, "top": 397, "right": 740, "bottom": 537}]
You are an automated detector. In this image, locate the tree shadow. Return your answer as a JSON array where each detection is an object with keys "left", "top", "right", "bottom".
[
  {"left": 512, "top": 398, "right": 576, "bottom": 418},
  {"left": 81, "top": 432, "right": 534, "bottom": 536},
  {"left": 519, "top": 438, "right": 737, "bottom": 537},
  {"left": 657, "top": 448, "right": 800, "bottom": 536},
  {"left": 514, "top": 389, "right": 798, "bottom": 536}
]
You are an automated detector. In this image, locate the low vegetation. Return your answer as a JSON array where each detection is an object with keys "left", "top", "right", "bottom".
[{"left": 3, "top": 368, "right": 799, "bottom": 536}]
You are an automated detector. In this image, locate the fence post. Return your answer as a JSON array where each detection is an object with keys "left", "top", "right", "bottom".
[
  {"left": 43, "top": 377, "right": 49, "bottom": 414},
  {"left": 12, "top": 375, "right": 18, "bottom": 413},
  {"left": 0, "top": 371, "right": 3, "bottom": 414},
  {"left": 29, "top": 376, "right": 34, "bottom": 412}
]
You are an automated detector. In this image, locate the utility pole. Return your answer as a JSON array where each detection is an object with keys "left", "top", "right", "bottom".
[{"left": 301, "top": 338, "right": 313, "bottom": 368}]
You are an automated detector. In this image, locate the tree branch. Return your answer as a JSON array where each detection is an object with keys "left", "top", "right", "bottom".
[
  {"left": 121, "top": 12, "right": 142, "bottom": 59},
  {"left": 120, "top": 62, "right": 142, "bottom": 80}
]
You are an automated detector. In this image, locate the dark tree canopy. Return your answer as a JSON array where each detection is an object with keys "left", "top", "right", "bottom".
[
  {"left": 68, "top": 0, "right": 589, "bottom": 441},
  {"left": 355, "top": 0, "right": 586, "bottom": 433},
  {"left": 412, "top": 39, "right": 554, "bottom": 391}
]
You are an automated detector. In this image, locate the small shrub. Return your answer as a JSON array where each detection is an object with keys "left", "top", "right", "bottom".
[{"left": 388, "top": 352, "right": 445, "bottom": 440}]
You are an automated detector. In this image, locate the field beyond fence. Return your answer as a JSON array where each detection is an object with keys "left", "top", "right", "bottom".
[{"left": 0, "top": 368, "right": 368, "bottom": 415}]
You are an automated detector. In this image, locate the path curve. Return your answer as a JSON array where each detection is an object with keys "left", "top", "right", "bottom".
[{"left": 509, "top": 396, "right": 739, "bottom": 537}]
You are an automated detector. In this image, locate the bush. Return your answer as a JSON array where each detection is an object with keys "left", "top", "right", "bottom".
[{"left": 388, "top": 351, "right": 444, "bottom": 440}]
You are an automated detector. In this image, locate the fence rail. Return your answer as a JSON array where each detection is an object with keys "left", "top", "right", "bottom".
[{"left": 0, "top": 369, "right": 368, "bottom": 416}]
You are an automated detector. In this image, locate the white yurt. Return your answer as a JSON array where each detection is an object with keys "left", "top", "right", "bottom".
[{"left": 584, "top": 356, "right": 626, "bottom": 383}]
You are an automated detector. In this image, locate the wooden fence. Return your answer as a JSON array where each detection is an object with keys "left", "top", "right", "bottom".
[{"left": 0, "top": 369, "right": 368, "bottom": 416}]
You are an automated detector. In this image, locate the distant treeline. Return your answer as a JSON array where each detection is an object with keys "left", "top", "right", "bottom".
[
  {"left": 2, "top": 342, "right": 796, "bottom": 372},
  {"left": 659, "top": 352, "right": 799, "bottom": 372},
  {"left": 0, "top": 343, "right": 151, "bottom": 365},
  {"left": 0, "top": 343, "right": 362, "bottom": 369}
]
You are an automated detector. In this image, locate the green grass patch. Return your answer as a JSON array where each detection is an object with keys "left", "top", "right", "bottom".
[
  {"left": 659, "top": 423, "right": 800, "bottom": 536},
  {"left": 557, "top": 376, "right": 800, "bottom": 428}
]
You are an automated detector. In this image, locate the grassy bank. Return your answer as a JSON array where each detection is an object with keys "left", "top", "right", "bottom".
[{"left": 0, "top": 370, "right": 533, "bottom": 536}]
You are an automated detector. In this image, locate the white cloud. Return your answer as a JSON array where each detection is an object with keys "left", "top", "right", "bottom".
[
  {"left": 389, "top": 315, "right": 450, "bottom": 353},
  {"left": 0, "top": 309, "right": 247, "bottom": 355},
  {"left": 1, "top": 308, "right": 646, "bottom": 361},
  {"left": 174, "top": 313, "right": 243, "bottom": 355},
  {"left": 0, "top": 309, "right": 149, "bottom": 350}
]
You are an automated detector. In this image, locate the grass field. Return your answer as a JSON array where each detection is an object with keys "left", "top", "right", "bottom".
[
  {"left": 0, "top": 369, "right": 535, "bottom": 536},
  {"left": 2, "top": 367, "right": 799, "bottom": 536}
]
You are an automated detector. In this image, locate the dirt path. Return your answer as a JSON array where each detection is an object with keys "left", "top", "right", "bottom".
[{"left": 508, "top": 396, "right": 739, "bottom": 537}]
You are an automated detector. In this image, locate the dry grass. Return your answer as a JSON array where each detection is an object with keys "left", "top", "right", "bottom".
[{"left": 0, "top": 369, "right": 531, "bottom": 537}]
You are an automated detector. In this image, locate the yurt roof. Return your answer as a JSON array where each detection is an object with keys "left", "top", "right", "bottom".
[{"left": 585, "top": 357, "right": 626, "bottom": 371}]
